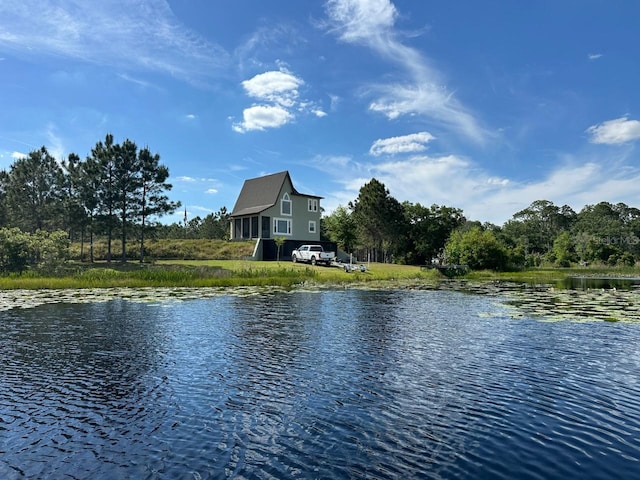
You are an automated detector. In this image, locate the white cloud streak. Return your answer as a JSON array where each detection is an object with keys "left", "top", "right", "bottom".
[
  {"left": 0, "top": 0, "right": 228, "bottom": 84},
  {"left": 324, "top": 0, "right": 487, "bottom": 143},
  {"left": 369, "top": 132, "right": 435, "bottom": 156},
  {"left": 587, "top": 116, "right": 640, "bottom": 145}
]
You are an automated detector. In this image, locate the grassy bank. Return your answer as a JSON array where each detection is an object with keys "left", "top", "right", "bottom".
[
  {"left": 0, "top": 260, "right": 442, "bottom": 290},
  {"left": 1, "top": 258, "right": 638, "bottom": 291}
]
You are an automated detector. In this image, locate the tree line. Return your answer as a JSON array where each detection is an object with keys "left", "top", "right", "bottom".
[
  {"left": 321, "top": 178, "right": 640, "bottom": 269},
  {"left": 0, "top": 134, "right": 179, "bottom": 264},
  {"left": 3, "top": 144, "right": 639, "bottom": 272}
]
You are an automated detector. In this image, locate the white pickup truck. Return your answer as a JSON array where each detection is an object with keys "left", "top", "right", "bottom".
[{"left": 291, "top": 244, "right": 336, "bottom": 266}]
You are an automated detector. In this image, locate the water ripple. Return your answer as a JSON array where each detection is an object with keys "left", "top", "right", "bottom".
[{"left": 2, "top": 290, "right": 640, "bottom": 479}]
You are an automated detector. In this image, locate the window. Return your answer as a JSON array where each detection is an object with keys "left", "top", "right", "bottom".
[
  {"left": 308, "top": 198, "right": 318, "bottom": 212},
  {"left": 281, "top": 193, "right": 292, "bottom": 216},
  {"left": 273, "top": 218, "right": 292, "bottom": 235},
  {"left": 309, "top": 220, "right": 316, "bottom": 234},
  {"left": 251, "top": 216, "right": 259, "bottom": 238},
  {"left": 242, "top": 218, "right": 250, "bottom": 238}
]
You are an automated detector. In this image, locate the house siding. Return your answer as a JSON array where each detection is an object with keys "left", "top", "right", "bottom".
[{"left": 229, "top": 171, "right": 322, "bottom": 255}]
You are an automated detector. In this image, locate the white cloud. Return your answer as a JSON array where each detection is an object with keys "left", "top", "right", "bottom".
[
  {"left": 11, "top": 151, "right": 27, "bottom": 160},
  {"left": 176, "top": 176, "right": 197, "bottom": 182},
  {"left": 233, "top": 105, "right": 293, "bottom": 133},
  {"left": 325, "top": 0, "right": 398, "bottom": 43},
  {"left": 369, "top": 132, "right": 435, "bottom": 156},
  {"left": 205, "top": 188, "right": 218, "bottom": 194},
  {"left": 323, "top": 152, "right": 640, "bottom": 225},
  {"left": 586, "top": 116, "right": 640, "bottom": 145},
  {"left": 234, "top": 68, "right": 324, "bottom": 133},
  {"left": 0, "top": 0, "right": 228, "bottom": 84},
  {"left": 324, "top": 0, "right": 487, "bottom": 143},
  {"left": 588, "top": 53, "right": 603, "bottom": 60},
  {"left": 45, "top": 124, "right": 65, "bottom": 160},
  {"left": 241, "top": 70, "right": 304, "bottom": 106}
]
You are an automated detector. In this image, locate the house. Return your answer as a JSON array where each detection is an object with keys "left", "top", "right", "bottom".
[{"left": 229, "top": 171, "right": 334, "bottom": 260}]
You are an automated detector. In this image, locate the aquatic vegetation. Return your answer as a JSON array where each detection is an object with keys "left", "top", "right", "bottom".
[
  {"left": 504, "top": 286, "right": 640, "bottom": 323},
  {"left": 0, "top": 262, "right": 639, "bottom": 323}
]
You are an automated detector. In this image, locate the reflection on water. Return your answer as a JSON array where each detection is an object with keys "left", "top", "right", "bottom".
[
  {"left": 1, "top": 290, "right": 640, "bottom": 479},
  {"left": 557, "top": 276, "right": 640, "bottom": 290}
]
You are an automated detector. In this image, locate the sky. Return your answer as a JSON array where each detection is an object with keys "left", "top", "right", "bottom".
[{"left": 1, "top": 0, "right": 640, "bottom": 225}]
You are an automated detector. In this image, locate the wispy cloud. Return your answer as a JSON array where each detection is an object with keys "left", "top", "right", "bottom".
[
  {"left": 323, "top": 149, "right": 640, "bottom": 225},
  {"left": 588, "top": 53, "right": 603, "bottom": 61},
  {"left": 587, "top": 116, "right": 640, "bottom": 145},
  {"left": 232, "top": 67, "right": 325, "bottom": 132},
  {"left": 369, "top": 132, "right": 435, "bottom": 156},
  {"left": 324, "top": 0, "right": 487, "bottom": 143},
  {"left": 0, "top": 0, "right": 229, "bottom": 84}
]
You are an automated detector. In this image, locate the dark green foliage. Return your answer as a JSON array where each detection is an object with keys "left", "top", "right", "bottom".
[
  {"left": 0, "top": 134, "right": 179, "bottom": 265},
  {"left": 4, "top": 147, "right": 65, "bottom": 232},
  {"left": 1, "top": 137, "right": 640, "bottom": 273},
  {"left": 321, "top": 205, "right": 357, "bottom": 253},
  {"left": 402, "top": 202, "right": 466, "bottom": 264},
  {"left": 350, "top": 178, "right": 406, "bottom": 262},
  {"left": 157, "top": 207, "right": 229, "bottom": 240},
  {"left": 444, "top": 226, "right": 509, "bottom": 270},
  {"left": 138, "top": 147, "right": 180, "bottom": 261},
  {"left": 0, "top": 228, "right": 69, "bottom": 274}
]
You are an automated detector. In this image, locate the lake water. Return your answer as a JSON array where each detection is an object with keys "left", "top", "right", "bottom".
[{"left": 1, "top": 288, "right": 640, "bottom": 479}]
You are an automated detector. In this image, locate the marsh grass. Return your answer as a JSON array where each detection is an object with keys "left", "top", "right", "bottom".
[
  {"left": 466, "top": 265, "right": 640, "bottom": 285},
  {"left": 0, "top": 259, "right": 441, "bottom": 290},
  {"left": 2, "top": 257, "right": 638, "bottom": 291}
]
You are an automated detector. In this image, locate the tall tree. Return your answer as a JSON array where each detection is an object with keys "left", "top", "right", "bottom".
[
  {"left": 137, "top": 147, "right": 179, "bottom": 262},
  {"left": 113, "top": 139, "right": 140, "bottom": 262},
  {"left": 200, "top": 207, "right": 230, "bottom": 240},
  {"left": 402, "top": 202, "right": 466, "bottom": 264},
  {"left": 571, "top": 202, "right": 636, "bottom": 264},
  {"left": 504, "top": 199, "right": 576, "bottom": 259},
  {"left": 76, "top": 156, "right": 103, "bottom": 262},
  {"left": 5, "top": 147, "right": 65, "bottom": 232},
  {"left": 92, "top": 134, "right": 118, "bottom": 262},
  {"left": 61, "top": 153, "right": 88, "bottom": 247},
  {"left": 350, "top": 179, "right": 405, "bottom": 262},
  {"left": 322, "top": 205, "right": 358, "bottom": 254},
  {"left": 0, "top": 170, "right": 8, "bottom": 227}
]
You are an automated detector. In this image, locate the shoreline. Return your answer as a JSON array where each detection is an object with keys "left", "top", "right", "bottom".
[{"left": 2, "top": 273, "right": 639, "bottom": 322}]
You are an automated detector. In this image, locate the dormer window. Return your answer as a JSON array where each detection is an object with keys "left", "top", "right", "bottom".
[{"left": 281, "top": 193, "right": 292, "bottom": 216}]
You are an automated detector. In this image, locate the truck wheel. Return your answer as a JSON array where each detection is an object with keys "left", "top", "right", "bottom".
[
  {"left": 311, "top": 256, "right": 317, "bottom": 266},
  {"left": 292, "top": 255, "right": 297, "bottom": 263}
]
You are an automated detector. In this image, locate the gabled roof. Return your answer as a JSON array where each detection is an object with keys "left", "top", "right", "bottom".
[{"left": 230, "top": 171, "right": 321, "bottom": 217}]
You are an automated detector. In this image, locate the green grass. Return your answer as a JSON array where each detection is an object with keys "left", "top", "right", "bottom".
[
  {"left": 0, "top": 259, "right": 441, "bottom": 290},
  {"left": 69, "top": 239, "right": 256, "bottom": 261},
  {"left": 1, "top": 259, "right": 639, "bottom": 291}
]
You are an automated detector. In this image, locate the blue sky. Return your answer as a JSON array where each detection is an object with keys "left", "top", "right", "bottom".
[{"left": 1, "top": 0, "right": 640, "bottom": 225}]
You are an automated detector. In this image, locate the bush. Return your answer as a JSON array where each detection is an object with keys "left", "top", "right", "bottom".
[
  {"left": 0, "top": 228, "right": 69, "bottom": 274},
  {"left": 444, "top": 226, "right": 509, "bottom": 271}
]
